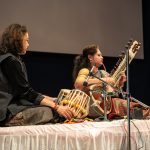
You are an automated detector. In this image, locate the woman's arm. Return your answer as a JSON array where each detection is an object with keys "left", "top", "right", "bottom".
[
  {"left": 74, "top": 68, "right": 102, "bottom": 90},
  {"left": 117, "top": 71, "right": 127, "bottom": 88},
  {"left": 74, "top": 68, "right": 115, "bottom": 91}
]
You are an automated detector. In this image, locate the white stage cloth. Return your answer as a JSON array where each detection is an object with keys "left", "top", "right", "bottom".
[{"left": 0, "top": 119, "right": 150, "bottom": 150}]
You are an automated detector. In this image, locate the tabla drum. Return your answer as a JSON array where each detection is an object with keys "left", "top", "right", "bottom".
[
  {"left": 89, "top": 84, "right": 113, "bottom": 118},
  {"left": 57, "top": 89, "right": 71, "bottom": 103},
  {"left": 59, "top": 89, "right": 90, "bottom": 119}
]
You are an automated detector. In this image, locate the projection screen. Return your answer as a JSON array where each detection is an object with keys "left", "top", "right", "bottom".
[{"left": 0, "top": 0, "right": 143, "bottom": 59}]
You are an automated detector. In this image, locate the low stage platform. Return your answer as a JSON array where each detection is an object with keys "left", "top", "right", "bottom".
[{"left": 0, "top": 119, "right": 150, "bottom": 150}]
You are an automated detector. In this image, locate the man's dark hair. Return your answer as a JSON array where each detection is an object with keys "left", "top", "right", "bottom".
[{"left": 0, "top": 23, "right": 27, "bottom": 55}]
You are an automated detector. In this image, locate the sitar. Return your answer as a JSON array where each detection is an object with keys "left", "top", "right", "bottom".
[{"left": 89, "top": 40, "right": 141, "bottom": 116}]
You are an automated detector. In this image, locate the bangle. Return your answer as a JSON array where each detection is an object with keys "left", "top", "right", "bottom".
[{"left": 53, "top": 102, "right": 59, "bottom": 110}]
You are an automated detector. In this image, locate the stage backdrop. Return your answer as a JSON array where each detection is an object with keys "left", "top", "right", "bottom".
[{"left": 0, "top": 0, "right": 143, "bottom": 59}]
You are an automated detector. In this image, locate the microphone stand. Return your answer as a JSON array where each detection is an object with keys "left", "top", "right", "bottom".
[
  {"left": 126, "top": 42, "right": 131, "bottom": 150},
  {"left": 90, "top": 74, "right": 121, "bottom": 121}
]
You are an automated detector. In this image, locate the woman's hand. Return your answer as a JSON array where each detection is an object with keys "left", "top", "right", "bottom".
[
  {"left": 101, "top": 77, "right": 115, "bottom": 92},
  {"left": 56, "top": 105, "right": 75, "bottom": 120},
  {"left": 103, "top": 77, "right": 115, "bottom": 85},
  {"left": 118, "top": 71, "right": 127, "bottom": 87}
]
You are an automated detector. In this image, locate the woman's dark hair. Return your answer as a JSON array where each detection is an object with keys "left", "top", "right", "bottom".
[
  {"left": 72, "top": 44, "right": 99, "bottom": 81},
  {"left": 0, "top": 23, "right": 27, "bottom": 55}
]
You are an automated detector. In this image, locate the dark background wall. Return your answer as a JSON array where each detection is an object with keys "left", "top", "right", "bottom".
[{"left": 22, "top": 1, "right": 150, "bottom": 106}]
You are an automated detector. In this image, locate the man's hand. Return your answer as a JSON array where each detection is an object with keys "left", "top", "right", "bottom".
[{"left": 56, "top": 105, "right": 75, "bottom": 120}]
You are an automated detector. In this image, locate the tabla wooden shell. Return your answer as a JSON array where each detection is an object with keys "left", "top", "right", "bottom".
[
  {"left": 57, "top": 89, "right": 71, "bottom": 103},
  {"left": 59, "top": 89, "right": 90, "bottom": 118}
]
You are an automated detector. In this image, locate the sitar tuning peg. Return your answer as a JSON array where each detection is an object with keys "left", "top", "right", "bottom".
[
  {"left": 118, "top": 53, "right": 125, "bottom": 58},
  {"left": 127, "top": 42, "right": 131, "bottom": 46},
  {"left": 125, "top": 45, "right": 129, "bottom": 49},
  {"left": 121, "top": 51, "right": 125, "bottom": 55},
  {"left": 125, "top": 39, "right": 133, "bottom": 49},
  {"left": 127, "top": 39, "right": 133, "bottom": 46},
  {"left": 129, "top": 38, "right": 133, "bottom": 42},
  {"left": 118, "top": 54, "right": 122, "bottom": 58}
]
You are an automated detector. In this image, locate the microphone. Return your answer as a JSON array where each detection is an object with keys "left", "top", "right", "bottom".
[{"left": 83, "top": 64, "right": 95, "bottom": 87}]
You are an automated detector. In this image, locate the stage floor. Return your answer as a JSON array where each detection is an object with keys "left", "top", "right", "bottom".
[{"left": 0, "top": 119, "right": 150, "bottom": 150}]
